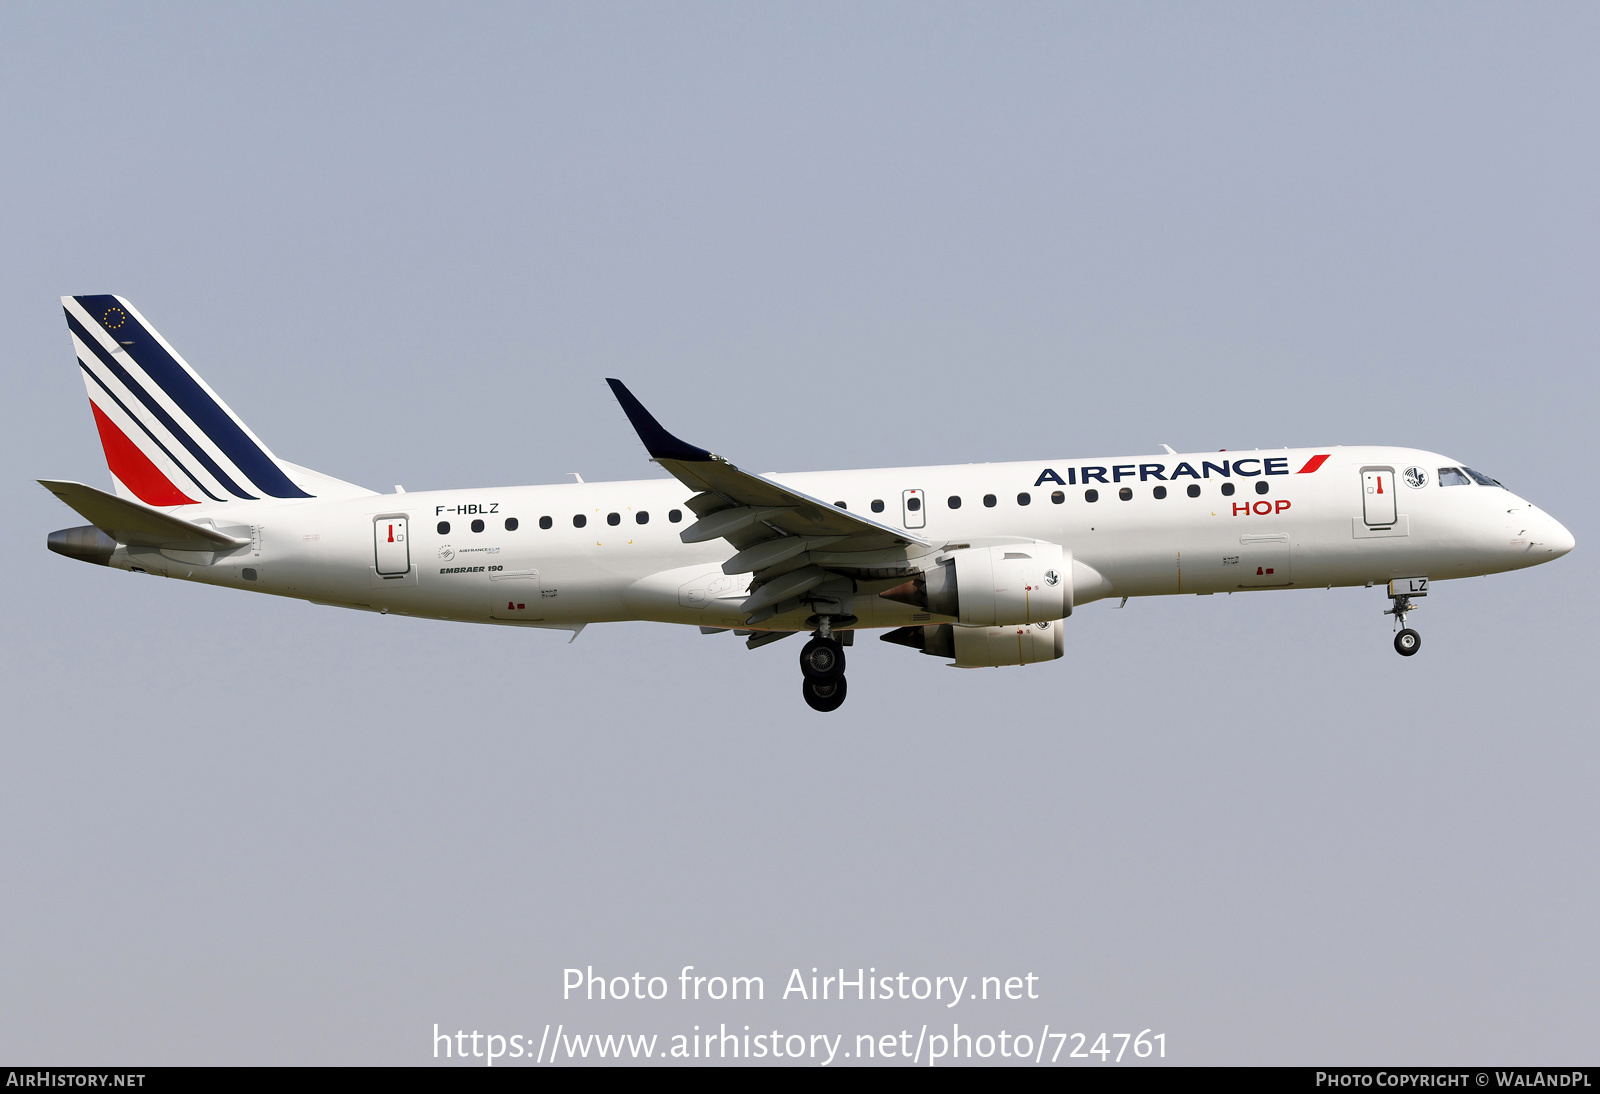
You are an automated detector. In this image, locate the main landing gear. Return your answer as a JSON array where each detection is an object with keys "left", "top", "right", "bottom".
[
  {"left": 802, "top": 675, "right": 848, "bottom": 713},
  {"left": 1384, "top": 577, "right": 1428, "bottom": 658},
  {"left": 799, "top": 614, "right": 853, "bottom": 712}
]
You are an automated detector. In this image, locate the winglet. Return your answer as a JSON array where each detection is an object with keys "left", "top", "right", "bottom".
[{"left": 606, "top": 379, "right": 716, "bottom": 462}]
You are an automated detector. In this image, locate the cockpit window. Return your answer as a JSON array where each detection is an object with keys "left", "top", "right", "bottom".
[
  {"left": 1438, "top": 467, "right": 1471, "bottom": 487},
  {"left": 1463, "top": 467, "right": 1503, "bottom": 488}
]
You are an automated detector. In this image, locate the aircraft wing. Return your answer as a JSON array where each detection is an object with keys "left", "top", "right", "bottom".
[
  {"left": 39, "top": 479, "right": 250, "bottom": 551},
  {"left": 607, "top": 379, "right": 929, "bottom": 554},
  {"left": 607, "top": 380, "right": 931, "bottom": 624}
]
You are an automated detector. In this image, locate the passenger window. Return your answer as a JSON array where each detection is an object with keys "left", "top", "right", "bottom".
[
  {"left": 636, "top": 511, "right": 649, "bottom": 524},
  {"left": 947, "top": 496, "right": 961, "bottom": 509},
  {"left": 1084, "top": 489, "right": 1099, "bottom": 503},
  {"left": 573, "top": 514, "right": 587, "bottom": 528},
  {"left": 1017, "top": 492, "right": 1031, "bottom": 506},
  {"left": 871, "top": 499, "right": 885, "bottom": 513},
  {"left": 436, "top": 521, "right": 450, "bottom": 534},
  {"left": 1050, "top": 491, "right": 1064, "bottom": 504},
  {"left": 1118, "top": 487, "right": 1132, "bottom": 501},
  {"left": 907, "top": 496, "right": 921, "bottom": 512},
  {"left": 1220, "top": 482, "right": 1236, "bottom": 496},
  {"left": 1254, "top": 480, "right": 1269, "bottom": 495},
  {"left": 668, "top": 509, "right": 682, "bottom": 522},
  {"left": 983, "top": 494, "right": 997, "bottom": 508},
  {"left": 1153, "top": 486, "right": 1167, "bottom": 500},
  {"left": 471, "top": 519, "right": 485, "bottom": 533},
  {"left": 504, "top": 517, "right": 519, "bottom": 531},
  {"left": 1438, "top": 467, "right": 1470, "bottom": 487},
  {"left": 607, "top": 512, "right": 621, "bottom": 526},
  {"left": 539, "top": 516, "right": 552, "bottom": 529},
  {"left": 1187, "top": 484, "right": 1200, "bottom": 498},
  {"left": 834, "top": 501, "right": 847, "bottom": 509}
]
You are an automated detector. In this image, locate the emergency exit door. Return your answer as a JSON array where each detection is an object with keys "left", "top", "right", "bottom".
[
  {"left": 902, "top": 488, "right": 926, "bottom": 529},
  {"left": 374, "top": 516, "right": 410, "bottom": 575},
  {"left": 1362, "top": 468, "right": 1396, "bottom": 526}
]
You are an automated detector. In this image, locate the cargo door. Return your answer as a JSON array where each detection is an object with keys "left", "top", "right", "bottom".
[
  {"left": 1237, "top": 533, "right": 1292, "bottom": 587},
  {"left": 374, "top": 516, "right": 410, "bottom": 575},
  {"left": 1362, "top": 468, "right": 1396, "bottom": 526},
  {"left": 490, "top": 569, "right": 543, "bottom": 619}
]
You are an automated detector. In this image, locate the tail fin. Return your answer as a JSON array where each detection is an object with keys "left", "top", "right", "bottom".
[{"left": 61, "top": 295, "right": 373, "bottom": 506}]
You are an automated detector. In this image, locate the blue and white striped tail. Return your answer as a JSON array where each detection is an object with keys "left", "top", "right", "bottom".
[{"left": 63, "top": 295, "right": 369, "bottom": 507}]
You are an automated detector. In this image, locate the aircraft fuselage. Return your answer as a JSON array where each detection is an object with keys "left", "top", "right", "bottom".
[{"left": 93, "top": 445, "right": 1572, "bottom": 634}]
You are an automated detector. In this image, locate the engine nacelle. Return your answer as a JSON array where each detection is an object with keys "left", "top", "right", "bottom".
[
  {"left": 880, "top": 621, "right": 1065, "bottom": 667},
  {"left": 880, "top": 542, "right": 1070, "bottom": 626}
]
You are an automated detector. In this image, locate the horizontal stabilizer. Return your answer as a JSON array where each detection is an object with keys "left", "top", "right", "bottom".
[{"left": 38, "top": 479, "right": 250, "bottom": 551}]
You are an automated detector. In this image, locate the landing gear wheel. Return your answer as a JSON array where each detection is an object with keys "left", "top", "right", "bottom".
[
  {"left": 799, "top": 637, "right": 846, "bottom": 682},
  {"left": 1394, "top": 628, "right": 1421, "bottom": 657},
  {"left": 802, "top": 675, "right": 848, "bottom": 713}
]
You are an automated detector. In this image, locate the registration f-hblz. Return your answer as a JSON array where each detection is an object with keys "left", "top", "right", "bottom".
[{"left": 44, "top": 295, "right": 1575, "bottom": 712}]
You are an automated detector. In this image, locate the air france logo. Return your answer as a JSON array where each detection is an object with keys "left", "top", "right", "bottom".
[
  {"left": 1403, "top": 466, "right": 1428, "bottom": 488},
  {"left": 1033, "top": 453, "right": 1330, "bottom": 488},
  {"left": 1043, "top": 569, "right": 1060, "bottom": 587}
]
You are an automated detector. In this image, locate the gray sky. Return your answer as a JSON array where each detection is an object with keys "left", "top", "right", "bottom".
[{"left": 2, "top": 2, "right": 1596, "bottom": 1065}]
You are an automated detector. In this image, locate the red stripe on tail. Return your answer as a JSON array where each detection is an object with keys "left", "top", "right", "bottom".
[
  {"left": 1296, "top": 453, "right": 1331, "bottom": 474},
  {"left": 89, "top": 402, "right": 196, "bottom": 506}
]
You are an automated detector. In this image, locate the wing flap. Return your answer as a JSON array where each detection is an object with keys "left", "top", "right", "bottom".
[{"left": 679, "top": 505, "right": 793, "bottom": 544}]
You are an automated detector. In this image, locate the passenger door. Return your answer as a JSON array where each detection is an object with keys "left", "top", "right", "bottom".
[
  {"left": 374, "top": 516, "right": 410, "bottom": 576},
  {"left": 1362, "top": 468, "right": 1396, "bottom": 526}
]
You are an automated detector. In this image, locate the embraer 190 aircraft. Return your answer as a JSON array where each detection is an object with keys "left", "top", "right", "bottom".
[{"left": 43, "top": 295, "right": 1575, "bottom": 711}]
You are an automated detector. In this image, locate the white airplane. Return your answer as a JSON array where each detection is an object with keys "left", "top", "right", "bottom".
[{"left": 44, "top": 295, "right": 1576, "bottom": 711}]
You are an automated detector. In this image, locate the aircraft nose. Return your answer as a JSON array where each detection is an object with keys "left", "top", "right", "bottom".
[{"left": 1548, "top": 517, "right": 1576, "bottom": 557}]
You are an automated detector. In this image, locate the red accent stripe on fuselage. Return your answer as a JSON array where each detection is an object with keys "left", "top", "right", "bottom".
[
  {"left": 89, "top": 401, "right": 197, "bottom": 506},
  {"left": 1297, "top": 453, "right": 1331, "bottom": 474}
]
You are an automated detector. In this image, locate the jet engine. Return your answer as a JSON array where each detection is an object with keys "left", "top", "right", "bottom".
[
  {"left": 880, "top": 620, "right": 1065, "bottom": 667},
  {"left": 880, "top": 542, "right": 1070, "bottom": 626}
]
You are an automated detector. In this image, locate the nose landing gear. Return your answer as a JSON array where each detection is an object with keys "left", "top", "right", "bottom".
[{"left": 1385, "top": 577, "right": 1428, "bottom": 657}]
